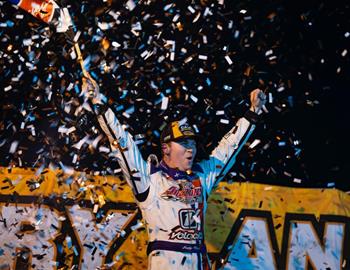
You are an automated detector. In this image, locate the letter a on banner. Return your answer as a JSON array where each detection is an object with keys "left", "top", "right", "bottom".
[{"left": 223, "top": 217, "right": 278, "bottom": 270}]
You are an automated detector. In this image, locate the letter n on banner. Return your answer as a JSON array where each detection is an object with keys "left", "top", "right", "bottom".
[{"left": 281, "top": 214, "right": 350, "bottom": 270}]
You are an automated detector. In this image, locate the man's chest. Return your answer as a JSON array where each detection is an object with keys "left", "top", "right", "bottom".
[{"left": 159, "top": 177, "right": 204, "bottom": 205}]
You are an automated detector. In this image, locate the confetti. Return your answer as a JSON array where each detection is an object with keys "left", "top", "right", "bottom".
[
  {"left": 249, "top": 139, "right": 261, "bottom": 149},
  {"left": 0, "top": 1, "right": 346, "bottom": 240},
  {"left": 225, "top": 55, "right": 233, "bottom": 65}
]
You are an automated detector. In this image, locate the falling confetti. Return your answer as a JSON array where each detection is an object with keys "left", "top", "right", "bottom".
[{"left": 0, "top": 0, "right": 349, "bottom": 206}]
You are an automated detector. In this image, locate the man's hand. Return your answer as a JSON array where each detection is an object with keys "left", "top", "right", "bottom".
[
  {"left": 80, "top": 75, "right": 104, "bottom": 105},
  {"left": 249, "top": 89, "right": 266, "bottom": 114}
]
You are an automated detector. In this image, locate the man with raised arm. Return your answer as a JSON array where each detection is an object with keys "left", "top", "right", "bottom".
[{"left": 83, "top": 80, "right": 266, "bottom": 270}]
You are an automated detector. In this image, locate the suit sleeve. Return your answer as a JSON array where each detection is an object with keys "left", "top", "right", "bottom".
[
  {"left": 197, "top": 114, "right": 256, "bottom": 194},
  {"left": 96, "top": 107, "right": 150, "bottom": 200}
]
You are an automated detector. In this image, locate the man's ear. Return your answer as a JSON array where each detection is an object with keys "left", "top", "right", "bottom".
[{"left": 162, "top": 143, "right": 170, "bottom": 155}]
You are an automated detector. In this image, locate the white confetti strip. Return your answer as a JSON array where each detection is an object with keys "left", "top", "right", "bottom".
[
  {"left": 161, "top": 96, "right": 169, "bottom": 110},
  {"left": 225, "top": 55, "right": 233, "bottom": 65},
  {"left": 188, "top": 6, "right": 195, "bottom": 14},
  {"left": 190, "top": 95, "right": 198, "bottom": 103},
  {"left": 249, "top": 139, "right": 261, "bottom": 149},
  {"left": 9, "top": 141, "right": 19, "bottom": 154},
  {"left": 126, "top": 0, "right": 136, "bottom": 11}
]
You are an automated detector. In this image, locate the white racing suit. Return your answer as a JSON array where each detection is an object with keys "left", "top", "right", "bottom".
[{"left": 96, "top": 107, "right": 258, "bottom": 270}]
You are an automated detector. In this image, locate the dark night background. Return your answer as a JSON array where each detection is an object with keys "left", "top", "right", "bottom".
[{"left": 0, "top": 0, "right": 349, "bottom": 190}]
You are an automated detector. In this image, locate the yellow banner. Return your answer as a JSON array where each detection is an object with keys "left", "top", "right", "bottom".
[{"left": 0, "top": 167, "right": 349, "bottom": 269}]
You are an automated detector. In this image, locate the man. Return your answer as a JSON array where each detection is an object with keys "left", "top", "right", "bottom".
[{"left": 85, "top": 82, "right": 266, "bottom": 269}]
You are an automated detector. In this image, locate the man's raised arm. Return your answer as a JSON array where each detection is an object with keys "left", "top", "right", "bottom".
[
  {"left": 82, "top": 77, "right": 151, "bottom": 202},
  {"left": 198, "top": 89, "right": 266, "bottom": 194}
]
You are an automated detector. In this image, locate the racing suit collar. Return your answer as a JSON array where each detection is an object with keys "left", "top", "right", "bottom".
[{"left": 159, "top": 160, "right": 195, "bottom": 180}]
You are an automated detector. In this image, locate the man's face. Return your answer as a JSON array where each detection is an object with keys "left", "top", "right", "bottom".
[{"left": 165, "top": 139, "right": 197, "bottom": 171}]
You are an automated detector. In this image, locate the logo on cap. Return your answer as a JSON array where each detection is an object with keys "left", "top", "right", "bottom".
[
  {"left": 161, "top": 119, "right": 196, "bottom": 143},
  {"left": 179, "top": 123, "right": 194, "bottom": 136}
]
